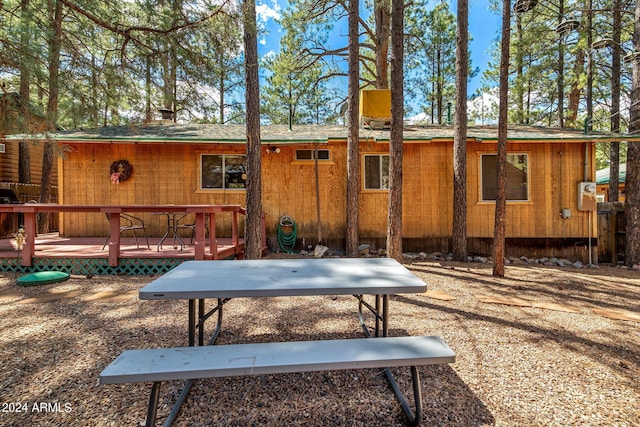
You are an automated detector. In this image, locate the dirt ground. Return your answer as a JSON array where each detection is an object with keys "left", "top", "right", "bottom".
[{"left": 0, "top": 256, "right": 638, "bottom": 426}]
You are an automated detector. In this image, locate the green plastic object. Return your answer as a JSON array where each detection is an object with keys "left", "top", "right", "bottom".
[{"left": 16, "top": 271, "right": 70, "bottom": 287}]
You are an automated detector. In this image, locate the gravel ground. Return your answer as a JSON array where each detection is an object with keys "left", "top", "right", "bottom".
[{"left": 0, "top": 257, "right": 638, "bottom": 427}]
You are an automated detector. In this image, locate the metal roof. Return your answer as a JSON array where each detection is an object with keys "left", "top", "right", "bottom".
[
  {"left": 5, "top": 123, "right": 638, "bottom": 144},
  {"left": 596, "top": 163, "right": 626, "bottom": 185}
]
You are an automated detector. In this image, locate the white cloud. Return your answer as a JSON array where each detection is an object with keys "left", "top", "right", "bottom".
[{"left": 256, "top": 0, "right": 281, "bottom": 23}]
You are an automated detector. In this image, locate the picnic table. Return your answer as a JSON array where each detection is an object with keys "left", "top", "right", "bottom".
[{"left": 101, "top": 258, "right": 456, "bottom": 426}]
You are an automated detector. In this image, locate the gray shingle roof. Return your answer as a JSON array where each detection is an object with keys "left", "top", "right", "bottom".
[{"left": 8, "top": 123, "right": 638, "bottom": 144}]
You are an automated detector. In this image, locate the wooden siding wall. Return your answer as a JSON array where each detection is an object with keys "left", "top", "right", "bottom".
[
  {"left": 466, "top": 141, "right": 596, "bottom": 239},
  {"left": 60, "top": 140, "right": 596, "bottom": 250}
]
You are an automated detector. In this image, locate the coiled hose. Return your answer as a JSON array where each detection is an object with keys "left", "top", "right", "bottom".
[{"left": 277, "top": 215, "right": 297, "bottom": 253}]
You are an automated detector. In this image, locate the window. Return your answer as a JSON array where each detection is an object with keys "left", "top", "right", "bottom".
[
  {"left": 481, "top": 153, "right": 529, "bottom": 201},
  {"left": 201, "top": 154, "right": 247, "bottom": 190},
  {"left": 364, "top": 154, "right": 390, "bottom": 190},
  {"left": 295, "top": 149, "right": 330, "bottom": 161}
]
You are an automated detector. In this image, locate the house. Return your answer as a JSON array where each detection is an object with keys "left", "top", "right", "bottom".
[
  {"left": 3, "top": 122, "right": 635, "bottom": 263},
  {"left": 596, "top": 163, "right": 626, "bottom": 202},
  {"left": 0, "top": 92, "right": 59, "bottom": 236}
]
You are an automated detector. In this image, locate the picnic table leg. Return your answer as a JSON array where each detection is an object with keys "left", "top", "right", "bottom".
[
  {"left": 382, "top": 295, "right": 389, "bottom": 337},
  {"left": 188, "top": 299, "right": 196, "bottom": 347},
  {"left": 356, "top": 295, "right": 423, "bottom": 426},
  {"left": 384, "top": 366, "right": 423, "bottom": 426},
  {"left": 198, "top": 299, "right": 205, "bottom": 346},
  {"left": 146, "top": 381, "right": 162, "bottom": 427},
  {"left": 164, "top": 379, "right": 194, "bottom": 427}
]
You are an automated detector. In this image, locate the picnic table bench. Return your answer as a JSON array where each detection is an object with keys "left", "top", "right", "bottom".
[
  {"left": 100, "top": 336, "right": 455, "bottom": 426},
  {"left": 99, "top": 258, "right": 456, "bottom": 426}
]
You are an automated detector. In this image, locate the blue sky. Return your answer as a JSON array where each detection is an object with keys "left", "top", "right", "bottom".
[{"left": 256, "top": 0, "right": 503, "bottom": 97}]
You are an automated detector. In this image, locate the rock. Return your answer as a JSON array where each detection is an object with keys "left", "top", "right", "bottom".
[
  {"left": 473, "top": 256, "right": 489, "bottom": 263},
  {"left": 311, "top": 245, "right": 329, "bottom": 258},
  {"left": 419, "top": 252, "right": 427, "bottom": 260},
  {"left": 573, "top": 261, "right": 584, "bottom": 268}
]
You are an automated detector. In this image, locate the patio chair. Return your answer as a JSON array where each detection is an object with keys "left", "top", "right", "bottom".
[
  {"left": 175, "top": 213, "right": 209, "bottom": 244},
  {"left": 102, "top": 213, "right": 150, "bottom": 250}
]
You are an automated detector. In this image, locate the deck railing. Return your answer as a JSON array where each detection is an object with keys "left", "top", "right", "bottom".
[{"left": 0, "top": 204, "right": 265, "bottom": 267}]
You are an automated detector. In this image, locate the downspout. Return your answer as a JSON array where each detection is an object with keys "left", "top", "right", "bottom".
[
  {"left": 314, "top": 143, "right": 322, "bottom": 245},
  {"left": 583, "top": 142, "right": 589, "bottom": 181},
  {"left": 584, "top": 141, "right": 592, "bottom": 265}
]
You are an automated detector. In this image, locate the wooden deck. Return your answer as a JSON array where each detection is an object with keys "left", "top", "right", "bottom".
[
  {"left": 0, "top": 233, "right": 244, "bottom": 261},
  {"left": 0, "top": 233, "right": 249, "bottom": 275},
  {"left": 0, "top": 204, "right": 266, "bottom": 272}
]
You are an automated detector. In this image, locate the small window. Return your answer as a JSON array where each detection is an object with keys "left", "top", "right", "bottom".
[
  {"left": 295, "top": 149, "right": 330, "bottom": 161},
  {"left": 201, "top": 154, "right": 247, "bottom": 190},
  {"left": 364, "top": 154, "right": 390, "bottom": 190},
  {"left": 481, "top": 153, "right": 528, "bottom": 201}
]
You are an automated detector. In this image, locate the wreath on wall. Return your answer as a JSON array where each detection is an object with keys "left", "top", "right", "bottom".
[{"left": 110, "top": 160, "right": 133, "bottom": 184}]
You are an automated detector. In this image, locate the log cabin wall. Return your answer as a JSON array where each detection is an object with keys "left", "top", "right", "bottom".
[
  {"left": 0, "top": 140, "right": 59, "bottom": 184},
  {"left": 60, "top": 138, "right": 596, "bottom": 260}
]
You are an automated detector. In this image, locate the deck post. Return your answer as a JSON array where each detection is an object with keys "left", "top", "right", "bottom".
[
  {"left": 193, "top": 212, "right": 205, "bottom": 260},
  {"left": 209, "top": 213, "right": 217, "bottom": 259},
  {"left": 232, "top": 210, "right": 239, "bottom": 248},
  {"left": 20, "top": 208, "right": 37, "bottom": 266},
  {"left": 106, "top": 212, "right": 121, "bottom": 267}
]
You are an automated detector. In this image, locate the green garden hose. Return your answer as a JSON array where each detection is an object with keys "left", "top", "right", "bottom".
[{"left": 277, "top": 215, "right": 297, "bottom": 253}]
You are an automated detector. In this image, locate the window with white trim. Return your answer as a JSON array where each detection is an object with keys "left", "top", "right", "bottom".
[
  {"left": 364, "top": 154, "right": 390, "bottom": 190},
  {"left": 295, "top": 149, "right": 330, "bottom": 161},
  {"left": 201, "top": 154, "right": 247, "bottom": 190},
  {"left": 481, "top": 153, "right": 529, "bottom": 201}
]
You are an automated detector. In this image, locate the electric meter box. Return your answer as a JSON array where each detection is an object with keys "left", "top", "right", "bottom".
[{"left": 577, "top": 182, "right": 597, "bottom": 211}]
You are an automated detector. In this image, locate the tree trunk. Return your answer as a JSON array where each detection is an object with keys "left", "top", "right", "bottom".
[
  {"left": 386, "top": 0, "right": 403, "bottom": 261},
  {"left": 437, "top": 48, "right": 443, "bottom": 124},
  {"left": 374, "top": 0, "right": 390, "bottom": 89},
  {"left": 19, "top": 0, "right": 31, "bottom": 184},
  {"left": 145, "top": 55, "right": 152, "bottom": 123},
  {"left": 452, "top": 0, "right": 468, "bottom": 262},
  {"left": 493, "top": 0, "right": 510, "bottom": 277},
  {"left": 557, "top": 0, "right": 565, "bottom": 128},
  {"left": 243, "top": 0, "right": 263, "bottom": 259},
  {"left": 219, "top": 53, "right": 225, "bottom": 124},
  {"left": 515, "top": 16, "right": 524, "bottom": 124},
  {"left": 345, "top": 0, "right": 360, "bottom": 257},
  {"left": 624, "top": 0, "right": 640, "bottom": 267},
  {"left": 566, "top": 49, "right": 585, "bottom": 126},
  {"left": 609, "top": 0, "right": 622, "bottom": 202},
  {"left": 39, "top": 0, "right": 63, "bottom": 233}
]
